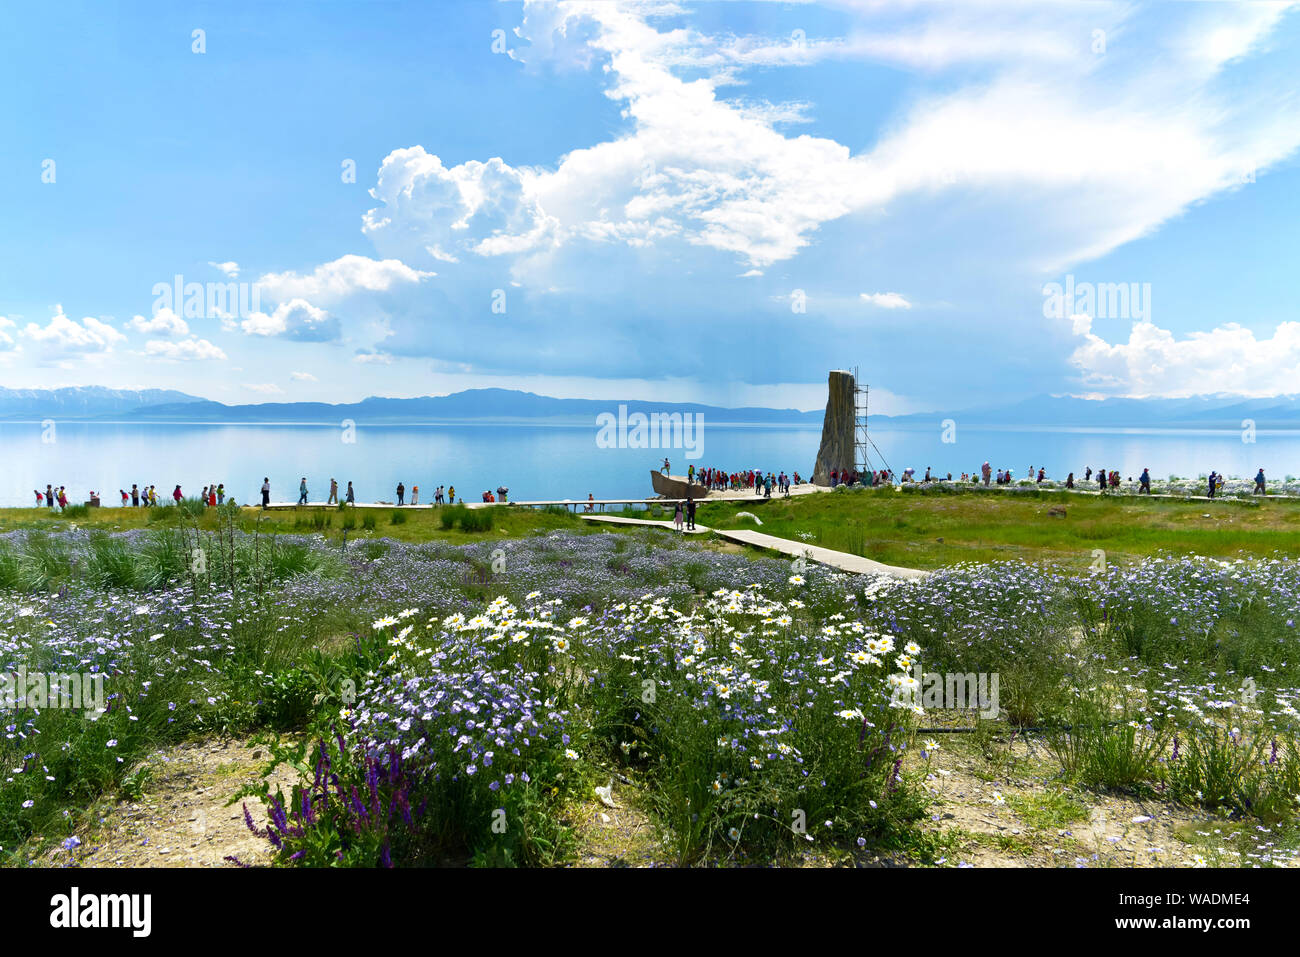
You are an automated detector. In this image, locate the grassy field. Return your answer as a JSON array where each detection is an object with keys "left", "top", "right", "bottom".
[
  {"left": 693, "top": 485, "right": 1300, "bottom": 570},
  {"left": 7, "top": 486, "right": 1300, "bottom": 573},
  {"left": 5, "top": 492, "right": 1300, "bottom": 868}
]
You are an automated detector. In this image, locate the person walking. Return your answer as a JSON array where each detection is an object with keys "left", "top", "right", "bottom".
[
  {"left": 261, "top": 477, "right": 271, "bottom": 509},
  {"left": 173, "top": 485, "right": 183, "bottom": 504},
  {"left": 1255, "top": 468, "right": 1266, "bottom": 495},
  {"left": 328, "top": 478, "right": 338, "bottom": 505},
  {"left": 673, "top": 500, "right": 684, "bottom": 533},
  {"left": 396, "top": 482, "right": 405, "bottom": 506},
  {"left": 1140, "top": 468, "right": 1151, "bottom": 494},
  {"left": 1097, "top": 468, "right": 1106, "bottom": 493},
  {"left": 130, "top": 484, "right": 139, "bottom": 507},
  {"left": 1207, "top": 471, "right": 1217, "bottom": 499},
  {"left": 345, "top": 481, "right": 355, "bottom": 505},
  {"left": 298, "top": 477, "right": 309, "bottom": 505}
]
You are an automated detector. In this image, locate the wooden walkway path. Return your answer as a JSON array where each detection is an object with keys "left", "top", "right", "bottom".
[
  {"left": 578, "top": 514, "right": 925, "bottom": 579},
  {"left": 261, "top": 496, "right": 765, "bottom": 512},
  {"left": 578, "top": 514, "right": 710, "bottom": 534},
  {"left": 712, "top": 528, "right": 927, "bottom": 579}
]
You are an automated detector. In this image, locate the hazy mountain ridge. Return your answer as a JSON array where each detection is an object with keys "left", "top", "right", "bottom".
[
  {"left": 0, "top": 386, "right": 204, "bottom": 418},
  {"left": 4, "top": 386, "right": 1300, "bottom": 429}
]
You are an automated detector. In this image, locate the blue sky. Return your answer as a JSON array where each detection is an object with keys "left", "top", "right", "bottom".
[{"left": 2, "top": 0, "right": 1299, "bottom": 413}]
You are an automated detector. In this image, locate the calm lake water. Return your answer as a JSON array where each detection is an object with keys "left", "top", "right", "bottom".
[{"left": 4, "top": 421, "right": 1300, "bottom": 508}]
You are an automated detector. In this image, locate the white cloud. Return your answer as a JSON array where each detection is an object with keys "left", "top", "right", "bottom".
[
  {"left": 353, "top": 351, "right": 394, "bottom": 365},
  {"left": 289, "top": 371, "right": 318, "bottom": 381},
  {"left": 242, "top": 382, "right": 285, "bottom": 395},
  {"left": 208, "top": 261, "right": 240, "bottom": 278},
  {"left": 257, "top": 255, "right": 433, "bottom": 304},
  {"left": 860, "top": 292, "right": 911, "bottom": 310},
  {"left": 240, "top": 298, "right": 339, "bottom": 341},
  {"left": 1065, "top": 314, "right": 1300, "bottom": 398},
  {"left": 21, "top": 308, "right": 127, "bottom": 357},
  {"left": 363, "top": 150, "right": 559, "bottom": 261},
  {"left": 144, "top": 338, "right": 227, "bottom": 361},
  {"left": 398, "top": 0, "right": 1297, "bottom": 276},
  {"left": 129, "top": 307, "right": 189, "bottom": 337}
]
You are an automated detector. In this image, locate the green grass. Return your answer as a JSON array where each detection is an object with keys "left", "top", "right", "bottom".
[
  {"left": 11, "top": 486, "right": 1300, "bottom": 571},
  {"left": 697, "top": 486, "right": 1300, "bottom": 570}
]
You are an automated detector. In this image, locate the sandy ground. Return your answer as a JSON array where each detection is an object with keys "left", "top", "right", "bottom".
[{"left": 52, "top": 739, "right": 299, "bottom": 868}]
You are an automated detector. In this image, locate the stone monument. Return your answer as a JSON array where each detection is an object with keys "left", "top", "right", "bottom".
[{"left": 812, "top": 369, "right": 857, "bottom": 485}]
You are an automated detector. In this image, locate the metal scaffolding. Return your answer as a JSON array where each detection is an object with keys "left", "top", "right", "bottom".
[{"left": 852, "top": 366, "right": 892, "bottom": 476}]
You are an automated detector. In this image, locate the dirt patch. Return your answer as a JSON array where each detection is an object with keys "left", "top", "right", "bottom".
[
  {"left": 910, "top": 733, "right": 1266, "bottom": 868},
  {"left": 58, "top": 738, "right": 301, "bottom": 868}
]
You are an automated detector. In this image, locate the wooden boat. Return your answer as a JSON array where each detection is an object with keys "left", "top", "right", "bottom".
[{"left": 649, "top": 471, "right": 710, "bottom": 499}]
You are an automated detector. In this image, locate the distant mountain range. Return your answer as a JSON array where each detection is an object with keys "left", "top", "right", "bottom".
[
  {"left": 872, "top": 393, "right": 1300, "bottom": 431},
  {"left": 3, "top": 386, "right": 1300, "bottom": 430},
  {"left": 0, "top": 387, "right": 821, "bottom": 425}
]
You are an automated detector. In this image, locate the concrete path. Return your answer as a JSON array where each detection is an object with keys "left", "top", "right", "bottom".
[
  {"left": 711, "top": 528, "right": 927, "bottom": 580},
  {"left": 579, "top": 514, "right": 710, "bottom": 534}
]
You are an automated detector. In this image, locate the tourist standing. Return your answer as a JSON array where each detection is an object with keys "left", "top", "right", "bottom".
[
  {"left": 412, "top": 484, "right": 419, "bottom": 505},
  {"left": 686, "top": 496, "right": 697, "bottom": 530},
  {"left": 217, "top": 483, "right": 225, "bottom": 505},
  {"left": 261, "top": 478, "right": 271, "bottom": 509},
  {"left": 448, "top": 485, "right": 455, "bottom": 504},
  {"left": 298, "top": 477, "right": 309, "bottom": 505},
  {"left": 396, "top": 482, "right": 405, "bottom": 506},
  {"left": 673, "top": 500, "right": 684, "bottom": 532},
  {"left": 173, "top": 485, "right": 183, "bottom": 504},
  {"left": 1207, "top": 471, "right": 1217, "bottom": 499}
]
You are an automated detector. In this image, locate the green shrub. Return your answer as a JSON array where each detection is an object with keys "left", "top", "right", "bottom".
[{"left": 390, "top": 510, "right": 407, "bottom": 525}]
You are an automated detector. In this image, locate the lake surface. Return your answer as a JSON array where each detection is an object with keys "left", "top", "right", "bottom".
[{"left": 4, "top": 421, "right": 1300, "bottom": 508}]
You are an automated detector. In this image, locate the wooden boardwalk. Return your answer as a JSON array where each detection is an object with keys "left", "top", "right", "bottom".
[
  {"left": 578, "top": 514, "right": 710, "bottom": 534},
  {"left": 261, "top": 495, "right": 767, "bottom": 511},
  {"left": 712, "top": 528, "right": 927, "bottom": 580},
  {"left": 578, "top": 514, "right": 925, "bottom": 579}
]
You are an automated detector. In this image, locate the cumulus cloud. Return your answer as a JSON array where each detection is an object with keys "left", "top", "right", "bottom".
[
  {"left": 143, "top": 337, "right": 227, "bottom": 361},
  {"left": 21, "top": 308, "right": 127, "bottom": 357},
  {"left": 363, "top": 151, "right": 558, "bottom": 262},
  {"left": 240, "top": 299, "right": 340, "bottom": 342},
  {"left": 353, "top": 1, "right": 1300, "bottom": 282},
  {"left": 129, "top": 307, "right": 189, "bottom": 337},
  {"left": 208, "top": 261, "right": 240, "bottom": 278},
  {"left": 256, "top": 254, "right": 434, "bottom": 303},
  {"left": 860, "top": 292, "right": 911, "bottom": 310},
  {"left": 1065, "top": 314, "right": 1300, "bottom": 398}
]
